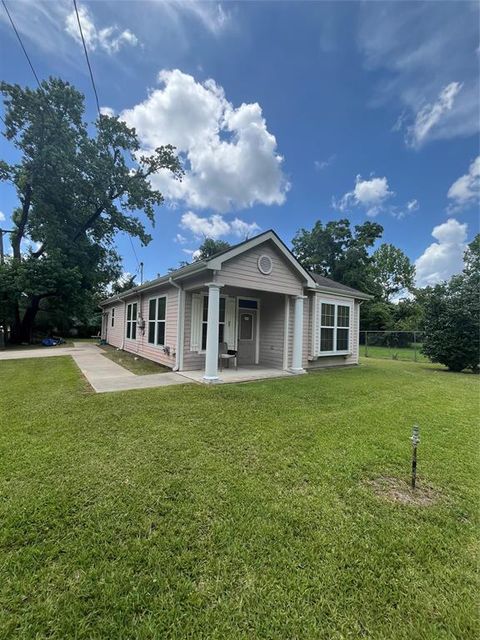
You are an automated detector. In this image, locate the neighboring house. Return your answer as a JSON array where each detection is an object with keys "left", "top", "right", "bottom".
[{"left": 100, "top": 230, "right": 372, "bottom": 382}]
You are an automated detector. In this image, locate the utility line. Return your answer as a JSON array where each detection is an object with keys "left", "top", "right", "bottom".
[
  {"left": 1, "top": 0, "right": 42, "bottom": 88},
  {"left": 72, "top": 0, "right": 101, "bottom": 118}
]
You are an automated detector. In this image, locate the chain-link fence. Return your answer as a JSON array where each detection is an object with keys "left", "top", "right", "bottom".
[{"left": 360, "top": 331, "right": 428, "bottom": 362}]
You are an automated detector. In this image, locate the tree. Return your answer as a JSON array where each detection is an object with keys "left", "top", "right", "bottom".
[
  {"left": 0, "top": 78, "right": 182, "bottom": 342},
  {"left": 421, "top": 238, "right": 480, "bottom": 372},
  {"left": 371, "top": 243, "right": 415, "bottom": 302},
  {"left": 194, "top": 237, "right": 231, "bottom": 260},
  {"left": 111, "top": 274, "right": 137, "bottom": 295},
  {"left": 292, "top": 219, "right": 383, "bottom": 293}
]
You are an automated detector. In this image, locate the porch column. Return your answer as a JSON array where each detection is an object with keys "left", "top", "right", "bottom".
[
  {"left": 203, "top": 282, "right": 223, "bottom": 383},
  {"left": 290, "top": 295, "right": 306, "bottom": 374}
]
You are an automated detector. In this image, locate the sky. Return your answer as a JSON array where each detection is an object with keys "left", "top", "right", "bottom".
[{"left": 0, "top": 0, "right": 479, "bottom": 288}]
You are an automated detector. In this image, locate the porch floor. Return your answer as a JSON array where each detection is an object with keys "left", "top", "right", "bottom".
[{"left": 178, "top": 365, "right": 294, "bottom": 385}]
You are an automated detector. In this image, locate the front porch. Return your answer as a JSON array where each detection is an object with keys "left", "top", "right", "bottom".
[
  {"left": 178, "top": 364, "right": 294, "bottom": 385},
  {"left": 182, "top": 282, "right": 307, "bottom": 383}
]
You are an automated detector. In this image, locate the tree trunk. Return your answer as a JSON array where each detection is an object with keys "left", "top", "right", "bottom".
[{"left": 9, "top": 296, "right": 41, "bottom": 344}]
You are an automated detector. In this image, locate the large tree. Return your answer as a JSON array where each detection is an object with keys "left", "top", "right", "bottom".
[
  {"left": 0, "top": 78, "right": 182, "bottom": 342},
  {"left": 371, "top": 243, "right": 415, "bottom": 302},
  {"left": 292, "top": 218, "right": 383, "bottom": 293},
  {"left": 421, "top": 236, "right": 480, "bottom": 372}
]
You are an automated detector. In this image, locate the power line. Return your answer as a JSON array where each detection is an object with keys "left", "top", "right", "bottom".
[
  {"left": 127, "top": 234, "right": 141, "bottom": 272},
  {"left": 1, "top": 0, "right": 42, "bottom": 89},
  {"left": 72, "top": 0, "right": 101, "bottom": 118}
]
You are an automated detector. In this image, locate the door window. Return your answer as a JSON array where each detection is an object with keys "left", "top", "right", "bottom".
[{"left": 239, "top": 313, "right": 254, "bottom": 340}]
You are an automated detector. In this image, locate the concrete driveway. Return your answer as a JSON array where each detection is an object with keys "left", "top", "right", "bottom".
[{"left": 0, "top": 343, "right": 190, "bottom": 393}]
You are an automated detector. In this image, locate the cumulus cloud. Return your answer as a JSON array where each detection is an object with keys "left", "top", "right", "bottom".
[
  {"left": 334, "top": 175, "right": 394, "bottom": 217},
  {"left": 0, "top": 211, "right": 5, "bottom": 222},
  {"left": 415, "top": 218, "right": 468, "bottom": 287},
  {"left": 180, "top": 212, "right": 260, "bottom": 240},
  {"left": 358, "top": 2, "right": 479, "bottom": 147},
  {"left": 407, "top": 82, "right": 463, "bottom": 148},
  {"left": 120, "top": 69, "right": 289, "bottom": 212},
  {"left": 65, "top": 4, "right": 139, "bottom": 54},
  {"left": 447, "top": 156, "right": 480, "bottom": 210}
]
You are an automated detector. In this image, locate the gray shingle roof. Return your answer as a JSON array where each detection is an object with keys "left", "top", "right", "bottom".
[{"left": 310, "top": 272, "right": 371, "bottom": 299}]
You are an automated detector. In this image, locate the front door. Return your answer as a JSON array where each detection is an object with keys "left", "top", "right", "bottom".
[{"left": 237, "top": 309, "right": 257, "bottom": 366}]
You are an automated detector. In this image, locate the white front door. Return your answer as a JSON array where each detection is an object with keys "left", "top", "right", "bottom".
[{"left": 237, "top": 309, "right": 257, "bottom": 365}]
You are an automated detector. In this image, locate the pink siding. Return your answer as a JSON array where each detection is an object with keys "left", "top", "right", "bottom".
[
  {"left": 217, "top": 243, "right": 304, "bottom": 295},
  {"left": 102, "top": 285, "right": 179, "bottom": 369}
]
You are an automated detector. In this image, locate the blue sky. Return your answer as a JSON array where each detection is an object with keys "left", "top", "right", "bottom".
[{"left": 1, "top": 0, "right": 479, "bottom": 288}]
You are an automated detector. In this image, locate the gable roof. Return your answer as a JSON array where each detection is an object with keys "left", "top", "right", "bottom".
[{"left": 100, "top": 229, "right": 372, "bottom": 305}]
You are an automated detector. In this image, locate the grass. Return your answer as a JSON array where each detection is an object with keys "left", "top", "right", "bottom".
[
  {"left": 0, "top": 357, "right": 478, "bottom": 639},
  {"left": 361, "top": 343, "right": 430, "bottom": 362},
  {"left": 99, "top": 344, "right": 171, "bottom": 375}
]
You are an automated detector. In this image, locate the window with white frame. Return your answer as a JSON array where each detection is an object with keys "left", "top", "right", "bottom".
[
  {"left": 126, "top": 302, "right": 137, "bottom": 340},
  {"left": 148, "top": 296, "right": 166, "bottom": 346},
  {"left": 201, "top": 295, "right": 225, "bottom": 350},
  {"left": 111, "top": 307, "right": 115, "bottom": 327},
  {"left": 319, "top": 301, "right": 351, "bottom": 354}
]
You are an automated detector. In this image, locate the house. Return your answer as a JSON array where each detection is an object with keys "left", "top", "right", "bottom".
[{"left": 99, "top": 230, "right": 372, "bottom": 382}]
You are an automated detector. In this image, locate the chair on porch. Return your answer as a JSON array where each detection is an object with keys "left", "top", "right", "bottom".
[{"left": 218, "top": 342, "right": 238, "bottom": 371}]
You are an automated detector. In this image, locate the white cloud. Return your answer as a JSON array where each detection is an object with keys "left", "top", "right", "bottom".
[
  {"left": 407, "top": 199, "right": 419, "bottom": 212},
  {"left": 314, "top": 154, "right": 336, "bottom": 171},
  {"left": 121, "top": 69, "right": 289, "bottom": 212},
  {"left": 100, "top": 106, "right": 116, "bottom": 117},
  {"left": 415, "top": 218, "right": 468, "bottom": 287},
  {"left": 65, "top": 4, "right": 139, "bottom": 54},
  {"left": 0, "top": 211, "right": 5, "bottom": 222},
  {"left": 174, "top": 233, "right": 188, "bottom": 244},
  {"left": 358, "top": 2, "right": 479, "bottom": 147},
  {"left": 407, "top": 82, "right": 463, "bottom": 148},
  {"left": 447, "top": 156, "right": 480, "bottom": 209},
  {"left": 335, "top": 175, "right": 394, "bottom": 217},
  {"left": 180, "top": 211, "right": 260, "bottom": 240}
]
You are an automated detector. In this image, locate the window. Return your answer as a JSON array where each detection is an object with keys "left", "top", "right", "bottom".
[
  {"left": 126, "top": 302, "right": 137, "bottom": 340},
  {"left": 239, "top": 313, "right": 254, "bottom": 340},
  {"left": 201, "top": 295, "right": 225, "bottom": 350},
  {"left": 148, "top": 296, "right": 166, "bottom": 346},
  {"left": 319, "top": 302, "right": 350, "bottom": 354},
  {"left": 111, "top": 308, "right": 115, "bottom": 327},
  {"left": 238, "top": 299, "right": 258, "bottom": 309}
]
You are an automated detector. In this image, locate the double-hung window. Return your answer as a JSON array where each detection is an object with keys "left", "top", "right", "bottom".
[
  {"left": 126, "top": 302, "right": 137, "bottom": 340},
  {"left": 148, "top": 296, "right": 166, "bottom": 346},
  {"left": 201, "top": 295, "right": 225, "bottom": 350},
  {"left": 318, "top": 301, "right": 351, "bottom": 354}
]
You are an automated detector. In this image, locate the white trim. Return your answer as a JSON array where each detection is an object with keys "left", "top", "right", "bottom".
[
  {"left": 207, "top": 230, "right": 317, "bottom": 287},
  {"left": 283, "top": 294, "right": 290, "bottom": 370},
  {"left": 236, "top": 296, "right": 261, "bottom": 365},
  {"left": 146, "top": 294, "right": 167, "bottom": 348},
  {"left": 125, "top": 301, "right": 138, "bottom": 341},
  {"left": 314, "top": 297, "right": 353, "bottom": 357},
  {"left": 257, "top": 254, "right": 273, "bottom": 275}
]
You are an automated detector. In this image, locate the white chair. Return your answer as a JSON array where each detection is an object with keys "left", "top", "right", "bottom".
[{"left": 219, "top": 342, "right": 238, "bottom": 371}]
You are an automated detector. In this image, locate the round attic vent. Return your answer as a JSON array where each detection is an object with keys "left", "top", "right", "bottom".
[{"left": 258, "top": 254, "right": 273, "bottom": 275}]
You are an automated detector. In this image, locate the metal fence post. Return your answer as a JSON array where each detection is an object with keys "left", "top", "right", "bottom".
[
  {"left": 413, "top": 331, "right": 417, "bottom": 362},
  {"left": 365, "top": 331, "right": 368, "bottom": 357}
]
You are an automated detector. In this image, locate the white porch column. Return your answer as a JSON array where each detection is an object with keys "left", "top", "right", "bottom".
[
  {"left": 290, "top": 295, "right": 306, "bottom": 374},
  {"left": 203, "top": 282, "right": 223, "bottom": 382}
]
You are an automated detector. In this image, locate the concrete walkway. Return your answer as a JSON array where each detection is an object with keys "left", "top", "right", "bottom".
[{"left": 0, "top": 343, "right": 189, "bottom": 393}]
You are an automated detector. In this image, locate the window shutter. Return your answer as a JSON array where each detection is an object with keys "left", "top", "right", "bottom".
[
  {"left": 313, "top": 295, "right": 321, "bottom": 357},
  {"left": 190, "top": 294, "right": 203, "bottom": 352},
  {"left": 224, "top": 297, "right": 237, "bottom": 350}
]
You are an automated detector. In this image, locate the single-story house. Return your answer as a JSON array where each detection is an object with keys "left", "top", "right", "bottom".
[{"left": 99, "top": 230, "right": 372, "bottom": 382}]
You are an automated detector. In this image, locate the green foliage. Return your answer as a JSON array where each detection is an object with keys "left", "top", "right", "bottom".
[
  {"left": 0, "top": 78, "right": 182, "bottom": 341},
  {"left": 292, "top": 218, "right": 383, "bottom": 293},
  {"left": 371, "top": 243, "right": 415, "bottom": 301},
  {"left": 111, "top": 274, "right": 137, "bottom": 295},
  {"left": 422, "top": 239, "right": 480, "bottom": 372},
  {"left": 195, "top": 237, "right": 231, "bottom": 260}
]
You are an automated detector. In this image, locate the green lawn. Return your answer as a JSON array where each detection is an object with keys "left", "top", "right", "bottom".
[
  {"left": 0, "top": 357, "right": 478, "bottom": 639},
  {"left": 360, "top": 344, "right": 430, "bottom": 362},
  {"left": 99, "top": 344, "right": 171, "bottom": 375}
]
